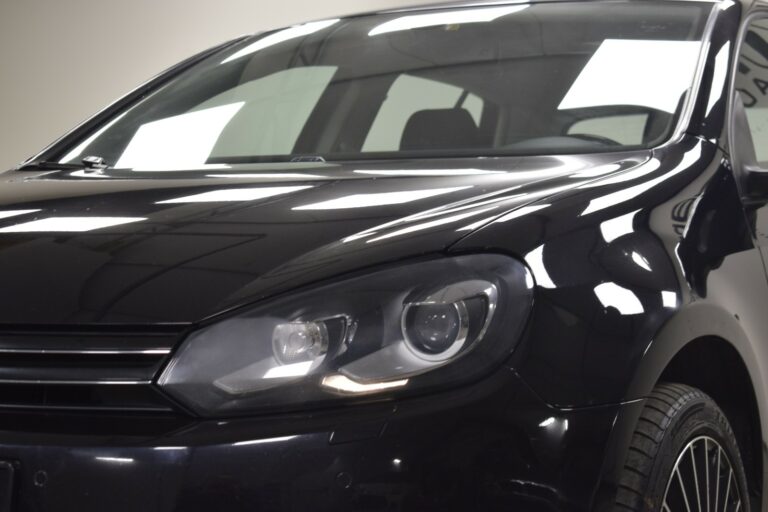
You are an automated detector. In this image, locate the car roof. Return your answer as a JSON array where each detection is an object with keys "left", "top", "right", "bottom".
[{"left": 364, "top": 0, "right": 721, "bottom": 17}]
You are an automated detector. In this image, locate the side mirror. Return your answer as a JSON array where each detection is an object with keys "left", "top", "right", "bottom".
[{"left": 732, "top": 92, "right": 768, "bottom": 200}]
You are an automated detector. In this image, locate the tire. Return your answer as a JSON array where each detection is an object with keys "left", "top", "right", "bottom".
[{"left": 615, "top": 383, "right": 750, "bottom": 512}]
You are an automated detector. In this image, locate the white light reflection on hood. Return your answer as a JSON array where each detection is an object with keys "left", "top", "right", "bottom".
[
  {"left": 366, "top": 207, "right": 497, "bottom": 243},
  {"left": 353, "top": 169, "right": 503, "bottom": 177},
  {"left": 0, "top": 210, "right": 41, "bottom": 220},
  {"left": 293, "top": 187, "right": 470, "bottom": 210},
  {"left": 0, "top": 217, "right": 146, "bottom": 233},
  {"left": 580, "top": 144, "right": 702, "bottom": 216},
  {"left": 157, "top": 186, "right": 312, "bottom": 204}
]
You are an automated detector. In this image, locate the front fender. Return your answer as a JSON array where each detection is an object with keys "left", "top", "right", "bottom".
[
  {"left": 452, "top": 138, "right": 766, "bottom": 411},
  {"left": 625, "top": 300, "right": 765, "bottom": 405}
]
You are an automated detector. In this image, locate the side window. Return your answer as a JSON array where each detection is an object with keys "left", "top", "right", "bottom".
[
  {"left": 362, "top": 75, "right": 484, "bottom": 152},
  {"left": 568, "top": 114, "right": 648, "bottom": 145},
  {"left": 736, "top": 18, "right": 768, "bottom": 164}
]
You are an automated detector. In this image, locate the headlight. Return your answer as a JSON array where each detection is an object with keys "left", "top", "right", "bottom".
[{"left": 158, "top": 254, "right": 533, "bottom": 416}]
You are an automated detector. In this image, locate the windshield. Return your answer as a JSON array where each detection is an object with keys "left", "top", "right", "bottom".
[{"left": 54, "top": 1, "right": 711, "bottom": 170}]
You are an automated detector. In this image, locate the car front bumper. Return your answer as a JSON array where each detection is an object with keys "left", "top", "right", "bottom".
[{"left": 0, "top": 368, "right": 636, "bottom": 512}]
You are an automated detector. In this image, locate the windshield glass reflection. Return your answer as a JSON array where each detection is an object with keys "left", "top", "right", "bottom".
[{"left": 52, "top": 2, "right": 710, "bottom": 171}]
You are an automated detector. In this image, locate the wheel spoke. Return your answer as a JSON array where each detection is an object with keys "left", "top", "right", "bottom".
[
  {"left": 723, "top": 468, "right": 733, "bottom": 512},
  {"left": 714, "top": 447, "right": 721, "bottom": 512},
  {"left": 678, "top": 467, "right": 693, "bottom": 512},
  {"left": 662, "top": 437, "right": 740, "bottom": 512},
  {"left": 705, "top": 439, "right": 710, "bottom": 512},
  {"left": 690, "top": 445, "right": 702, "bottom": 512}
]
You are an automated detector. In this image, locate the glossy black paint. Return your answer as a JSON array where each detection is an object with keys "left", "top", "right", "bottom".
[
  {"left": 2, "top": 0, "right": 768, "bottom": 510},
  {"left": 0, "top": 371, "right": 633, "bottom": 511},
  {"left": 0, "top": 152, "right": 645, "bottom": 324}
]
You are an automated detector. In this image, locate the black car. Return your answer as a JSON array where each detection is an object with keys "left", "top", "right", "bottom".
[{"left": 3, "top": 0, "right": 768, "bottom": 510}]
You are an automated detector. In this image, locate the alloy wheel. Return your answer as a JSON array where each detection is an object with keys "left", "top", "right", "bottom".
[{"left": 662, "top": 436, "right": 742, "bottom": 512}]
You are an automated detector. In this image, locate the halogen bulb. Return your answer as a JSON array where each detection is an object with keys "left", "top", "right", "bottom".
[{"left": 273, "top": 321, "right": 329, "bottom": 365}]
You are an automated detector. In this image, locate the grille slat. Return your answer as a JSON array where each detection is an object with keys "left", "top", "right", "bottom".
[
  {"left": 0, "top": 329, "right": 181, "bottom": 353},
  {"left": 0, "top": 352, "right": 164, "bottom": 383},
  {"left": 0, "top": 325, "right": 184, "bottom": 412}
]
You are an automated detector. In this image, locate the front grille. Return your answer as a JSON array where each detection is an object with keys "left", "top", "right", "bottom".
[{"left": 0, "top": 325, "right": 186, "bottom": 412}]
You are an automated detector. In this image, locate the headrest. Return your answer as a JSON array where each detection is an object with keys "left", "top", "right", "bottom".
[{"left": 400, "top": 108, "right": 480, "bottom": 151}]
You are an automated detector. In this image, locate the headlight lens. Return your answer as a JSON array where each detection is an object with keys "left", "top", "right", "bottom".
[
  {"left": 158, "top": 254, "right": 532, "bottom": 416},
  {"left": 403, "top": 301, "right": 468, "bottom": 358}
]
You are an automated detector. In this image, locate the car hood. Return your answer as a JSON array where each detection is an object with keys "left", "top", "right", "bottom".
[{"left": 0, "top": 154, "right": 647, "bottom": 324}]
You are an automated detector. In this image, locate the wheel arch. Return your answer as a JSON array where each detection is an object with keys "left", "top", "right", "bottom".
[{"left": 625, "top": 302, "right": 766, "bottom": 507}]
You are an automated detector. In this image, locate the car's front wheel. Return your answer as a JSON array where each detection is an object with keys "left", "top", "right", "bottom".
[{"left": 615, "top": 383, "right": 750, "bottom": 512}]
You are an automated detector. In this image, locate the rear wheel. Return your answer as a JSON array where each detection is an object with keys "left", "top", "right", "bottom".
[{"left": 615, "top": 383, "right": 750, "bottom": 512}]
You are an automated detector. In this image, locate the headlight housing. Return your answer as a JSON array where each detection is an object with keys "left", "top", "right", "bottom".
[{"left": 158, "top": 254, "right": 533, "bottom": 416}]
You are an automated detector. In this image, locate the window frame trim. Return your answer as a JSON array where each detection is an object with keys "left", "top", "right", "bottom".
[{"left": 726, "top": 7, "right": 768, "bottom": 190}]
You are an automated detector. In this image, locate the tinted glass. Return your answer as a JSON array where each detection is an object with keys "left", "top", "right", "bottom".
[
  {"left": 55, "top": 1, "right": 711, "bottom": 170},
  {"left": 736, "top": 18, "right": 768, "bottom": 164}
]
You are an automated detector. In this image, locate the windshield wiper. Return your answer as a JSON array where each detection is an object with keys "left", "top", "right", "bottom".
[
  {"left": 17, "top": 155, "right": 110, "bottom": 171},
  {"left": 290, "top": 155, "right": 326, "bottom": 163},
  {"left": 17, "top": 161, "right": 85, "bottom": 170}
]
